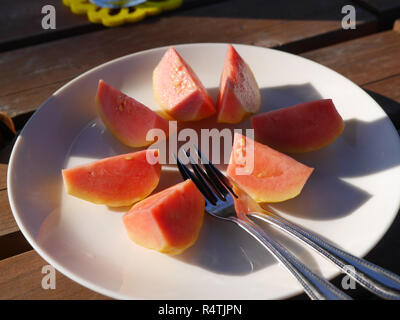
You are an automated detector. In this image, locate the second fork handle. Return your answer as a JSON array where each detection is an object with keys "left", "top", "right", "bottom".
[
  {"left": 249, "top": 212, "right": 400, "bottom": 300},
  {"left": 233, "top": 214, "right": 351, "bottom": 300}
]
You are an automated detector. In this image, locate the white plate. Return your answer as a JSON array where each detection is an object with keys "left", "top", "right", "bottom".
[{"left": 8, "top": 43, "right": 400, "bottom": 300}]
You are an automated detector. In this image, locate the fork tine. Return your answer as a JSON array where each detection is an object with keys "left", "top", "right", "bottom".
[
  {"left": 191, "top": 148, "right": 230, "bottom": 199},
  {"left": 185, "top": 150, "right": 226, "bottom": 201},
  {"left": 174, "top": 154, "right": 191, "bottom": 181},
  {"left": 175, "top": 154, "right": 217, "bottom": 205},
  {"left": 195, "top": 146, "right": 238, "bottom": 198},
  {"left": 182, "top": 150, "right": 220, "bottom": 204}
]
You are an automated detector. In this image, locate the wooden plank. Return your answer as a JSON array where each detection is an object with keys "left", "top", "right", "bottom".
[
  {"left": 0, "top": 250, "right": 109, "bottom": 299},
  {"left": 0, "top": 165, "right": 7, "bottom": 191},
  {"left": 302, "top": 30, "right": 400, "bottom": 127},
  {"left": 356, "top": 0, "right": 400, "bottom": 27},
  {"left": 0, "top": 0, "right": 377, "bottom": 117},
  {"left": 0, "top": 136, "right": 29, "bottom": 256},
  {"left": 0, "top": 80, "right": 71, "bottom": 118},
  {"left": 363, "top": 75, "right": 400, "bottom": 125},
  {"left": 302, "top": 30, "right": 400, "bottom": 87},
  {"left": 0, "top": 189, "right": 17, "bottom": 237}
]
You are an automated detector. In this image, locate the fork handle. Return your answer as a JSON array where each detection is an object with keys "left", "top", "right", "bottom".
[
  {"left": 249, "top": 212, "right": 400, "bottom": 300},
  {"left": 232, "top": 214, "right": 351, "bottom": 300}
]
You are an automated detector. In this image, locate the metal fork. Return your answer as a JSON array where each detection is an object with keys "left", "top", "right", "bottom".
[
  {"left": 177, "top": 147, "right": 400, "bottom": 300},
  {"left": 176, "top": 149, "right": 352, "bottom": 300}
]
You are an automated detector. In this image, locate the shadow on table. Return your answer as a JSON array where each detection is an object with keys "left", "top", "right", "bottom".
[{"left": 365, "top": 89, "right": 400, "bottom": 129}]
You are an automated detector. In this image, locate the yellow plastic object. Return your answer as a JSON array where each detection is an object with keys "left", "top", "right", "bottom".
[{"left": 62, "top": 0, "right": 183, "bottom": 27}]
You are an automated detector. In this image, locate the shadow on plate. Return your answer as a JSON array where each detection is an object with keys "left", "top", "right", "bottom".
[
  {"left": 174, "top": 213, "right": 322, "bottom": 276},
  {"left": 292, "top": 118, "right": 400, "bottom": 178},
  {"left": 265, "top": 174, "right": 371, "bottom": 220}
]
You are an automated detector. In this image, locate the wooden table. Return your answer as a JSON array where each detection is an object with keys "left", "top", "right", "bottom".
[{"left": 1, "top": 0, "right": 399, "bottom": 300}]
